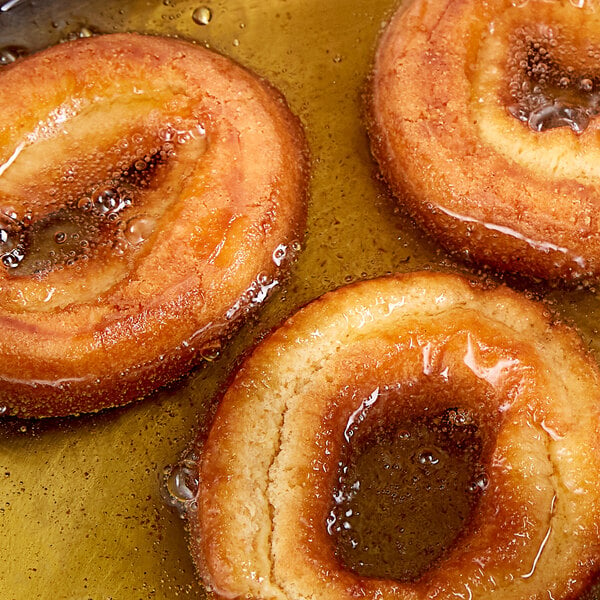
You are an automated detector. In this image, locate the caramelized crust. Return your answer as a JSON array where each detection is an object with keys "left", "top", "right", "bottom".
[
  {"left": 189, "top": 272, "right": 600, "bottom": 600},
  {"left": 369, "top": 0, "right": 600, "bottom": 283},
  {"left": 0, "top": 33, "right": 308, "bottom": 417}
]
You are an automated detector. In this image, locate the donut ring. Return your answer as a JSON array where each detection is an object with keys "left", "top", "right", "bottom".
[
  {"left": 188, "top": 272, "right": 600, "bottom": 600},
  {"left": 0, "top": 33, "right": 308, "bottom": 417},
  {"left": 369, "top": 0, "right": 600, "bottom": 283}
]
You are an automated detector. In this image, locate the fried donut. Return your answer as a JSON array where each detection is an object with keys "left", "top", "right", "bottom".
[
  {"left": 188, "top": 272, "right": 600, "bottom": 600},
  {"left": 0, "top": 33, "right": 308, "bottom": 417},
  {"left": 369, "top": 0, "right": 600, "bottom": 283}
]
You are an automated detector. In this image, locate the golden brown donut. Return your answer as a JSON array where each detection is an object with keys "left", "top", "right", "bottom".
[
  {"left": 369, "top": 0, "right": 600, "bottom": 283},
  {"left": 188, "top": 272, "right": 600, "bottom": 600},
  {"left": 0, "top": 33, "right": 308, "bottom": 417}
]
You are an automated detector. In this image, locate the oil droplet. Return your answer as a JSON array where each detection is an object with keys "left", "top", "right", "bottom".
[
  {"left": 199, "top": 340, "right": 222, "bottom": 362},
  {"left": 78, "top": 26, "right": 94, "bottom": 38},
  {"left": 524, "top": 101, "right": 590, "bottom": 134},
  {"left": 580, "top": 78, "right": 594, "bottom": 92},
  {"left": 0, "top": 406, "right": 7, "bottom": 416},
  {"left": 93, "top": 187, "right": 123, "bottom": 215},
  {"left": 77, "top": 196, "right": 92, "bottom": 212},
  {"left": 162, "top": 460, "right": 199, "bottom": 517},
  {"left": 54, "top": 231, "right": 67, "bottom": 244},
  {"left": 124, "top": 216, "right": 154, "bottom": 246},
  {"left": 416, "top": 449, "right": 440, "bottom": 466},
  {"left": 0, "top": 45, "right": 27, "bottom": 65},
  {"left": 2, "top": 248, "right": 24, "bottom": 269},
  {"left": 467, "top": 473, "right": 489, "bottom": 493},
  {"left": 192, "top": 6, "right": 212, "bottom": 26},
  {"left": 272, "top": 244, "right": 287, "bottom": 266}
]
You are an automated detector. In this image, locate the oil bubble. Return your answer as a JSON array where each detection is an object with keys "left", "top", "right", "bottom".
[
  {"left": 468, "top": 473, "right": 489, "bottom": 493},
  {"left": 272, "top": 244, "right": 287, "bottom": 266},
  {"left": 158, "top": 126, "right": 175, "bottom": 142},
  {"left": 2, "top": 248, "right": 24, "bottom": 269},
  {"left": 124, "top": 216, "right": 154, "bottom": 246},
  {"left": 0, "top": 228, "right": 14, "bottom": 249},
  {"left": 162, "top": 460, "right": 199, "bottom": 517},
  {"left": 527, "top": 101, "right": 590, "bottom": 134},
  {"left": 77, "top": 196, "right": 92, "bottom": 212},
  {"left": 0, "top": 45, "right": 27, "bottom": 65},
  {"left": 257, "top": 271, "right": 272, "bottom": 286},
  {"left": 93, "top": 187, "right": 123, "bottom": 215},
  {"left": 77, "top": 27, "right": 94, "bottom": 38},
  {"left": 416, "top": 449, "right": 440, "bottom": 466},
  {"left": 199, "top": 340, "right": 222, "bottom": 362},
  {"left": 192, "top": 6, "right": 212, "bottom": 26}
]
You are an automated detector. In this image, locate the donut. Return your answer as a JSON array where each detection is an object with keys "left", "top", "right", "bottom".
[
  {"left": 187, "top": 272, "right": 600, "bottom": 600},
  {"left": 369, "top": 0, "right": 600, "bottom": 284},
  {"left": 0, "top": 33, "right": 308, "bottom": 418}
]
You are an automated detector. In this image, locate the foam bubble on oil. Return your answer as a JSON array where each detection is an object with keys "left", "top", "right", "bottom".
[
  {"left": 162, "top": 459, "right": 200, "bottom": 518},
  {"left": 506, "top": 23, "right": 600, "bottom": 134},
  {"left": 192, "top": 6, "right": 212, "bottom": 26}
]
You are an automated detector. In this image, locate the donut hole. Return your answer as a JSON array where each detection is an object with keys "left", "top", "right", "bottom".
[
  {"left": 505, "top": 23, "right": 600, "bottom": 133},
  {"left": 326, "top": 385, "right": 493, "bottom": 583}
]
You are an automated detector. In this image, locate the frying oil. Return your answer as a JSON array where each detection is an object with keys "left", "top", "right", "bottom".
[
  {"left": 0, "top": 0, "right": 599, "bottom": 599},
  {"left": 328, "top": 409, "right": 485, "bottom": 581}
]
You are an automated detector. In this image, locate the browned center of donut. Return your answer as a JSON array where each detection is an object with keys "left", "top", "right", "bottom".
[
  {"left": 505, "top": 24, "right": 600, "bottom": 133},
  {"left": 3, "top": 150, "right": 171, "bottom": 275},
  {"left": 0, "top": 144, "right": 172, "bottom": 275},
  {"left": 327, "top": 406, "right": 486, "bottom": 581}
]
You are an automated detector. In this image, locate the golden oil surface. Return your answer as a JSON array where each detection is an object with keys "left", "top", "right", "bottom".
[
  {"left": 0, "top": 0, "right": 599, "bottom": 598},
  {"left": 328, "top": 412, "right": 484, "bottom": 582}
]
